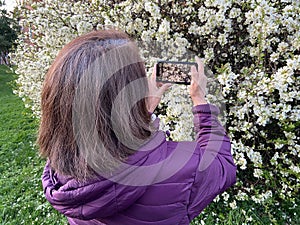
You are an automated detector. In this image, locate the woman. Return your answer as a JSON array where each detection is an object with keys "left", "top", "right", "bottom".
[{"left": 40, "top": 29, "right": 236, "bottom": 225}]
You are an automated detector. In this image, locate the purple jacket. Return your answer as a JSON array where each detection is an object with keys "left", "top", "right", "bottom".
[{"left": 42, "top": 104, "right": 236, "bottom": 225}]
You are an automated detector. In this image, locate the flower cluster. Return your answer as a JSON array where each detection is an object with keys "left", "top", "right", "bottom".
[{"left": 12, "top": 0, "right": 299, "bottom": 223}]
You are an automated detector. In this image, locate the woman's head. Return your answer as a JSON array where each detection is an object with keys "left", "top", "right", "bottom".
[{"left": 38, "top": 29, "right": 153, "bottom": 180}]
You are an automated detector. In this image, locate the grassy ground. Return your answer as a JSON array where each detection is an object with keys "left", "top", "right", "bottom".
[
  {"left": 0, "top": 65, "right": 67, "bottom": 225},
  {"left": 0, "top": 64, "right": 299, "bottom": 225}
]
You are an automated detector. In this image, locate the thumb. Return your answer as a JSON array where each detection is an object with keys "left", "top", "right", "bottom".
[
  {"left": 158, "top": 83, "right": 172, "bottom": 96},
  {"left": 191, "top": 65, "right": 198, "bottom": 84}
]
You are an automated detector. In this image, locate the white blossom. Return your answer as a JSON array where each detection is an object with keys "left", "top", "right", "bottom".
[{"left": 11, "top": 0, "right": 300, "bottom": 223}]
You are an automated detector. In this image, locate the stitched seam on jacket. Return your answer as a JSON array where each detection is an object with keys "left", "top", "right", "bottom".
[{"left": 186, "top": 143, "right": 202, "bottom": 222}]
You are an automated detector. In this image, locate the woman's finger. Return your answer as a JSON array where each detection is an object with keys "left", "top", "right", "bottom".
[
  {"left": 191, "top": 65, "right": 198, "bottom": 84},
  {"left": 151, "top": 64, "right": 157, "bottom": 83},
  {"left": 158, "top": 83, "right": 172, "bottom": 95},
  {"left": 156, "top": 82, "right": 163, "bottom": 87},
  {"left": 195, "top": 56, "right": 204, "bottom": 75}
]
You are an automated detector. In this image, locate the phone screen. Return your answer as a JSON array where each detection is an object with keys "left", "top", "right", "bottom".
[{"left": 156, "top": 61, "right": 197, "bottom": 85}]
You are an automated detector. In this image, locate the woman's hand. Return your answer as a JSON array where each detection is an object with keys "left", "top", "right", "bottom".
[
  {"left": 147, "top": 65, "right": 172, "bottom": 113},
  {"left": 190, "top": 56, "right": 208, "bottom": 106}
]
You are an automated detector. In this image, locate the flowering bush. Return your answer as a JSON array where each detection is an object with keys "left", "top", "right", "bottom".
[{"left": 13, "top": 0, "right": 299, "bottom": 223}]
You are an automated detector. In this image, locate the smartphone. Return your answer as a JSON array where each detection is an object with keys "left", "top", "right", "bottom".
[{"left": 156, "top": 61, "right": 197, "bottom": 85}]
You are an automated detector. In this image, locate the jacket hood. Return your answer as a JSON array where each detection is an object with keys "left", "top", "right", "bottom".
[{"left": 42, "top": 131, "right": 167, "bottom": 220}]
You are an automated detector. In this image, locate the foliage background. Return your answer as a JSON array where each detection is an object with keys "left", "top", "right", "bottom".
[
  {"left": 0, "top": 0, "right": 19, "bottom": 64},
  {"left": 10, "top": 0, "right": 300, "bottom": 224}
]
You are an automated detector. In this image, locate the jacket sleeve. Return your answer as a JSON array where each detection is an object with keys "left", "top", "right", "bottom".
[{"left": 187, "top": 104, "right": 237, "bottom": 220}]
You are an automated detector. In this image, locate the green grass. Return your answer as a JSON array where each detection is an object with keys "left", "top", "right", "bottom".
[{"left": 0, "top": 65, "right": 67, "bottom": 225}]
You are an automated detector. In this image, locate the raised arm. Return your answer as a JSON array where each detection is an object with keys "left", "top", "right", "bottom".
[
  {"left": 187, "top": 103, "right": 236, "bottom": 220},
  {"left": 192, "top": 104, "right": 231, "bottom": 157},
  {"left": 187, "top": 57, "right": 236, "bottom": 220}
]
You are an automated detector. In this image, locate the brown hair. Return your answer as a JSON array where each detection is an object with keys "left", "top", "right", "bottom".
[{"left": 38, "top": 29, "right": 153, "bottom": 180}]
